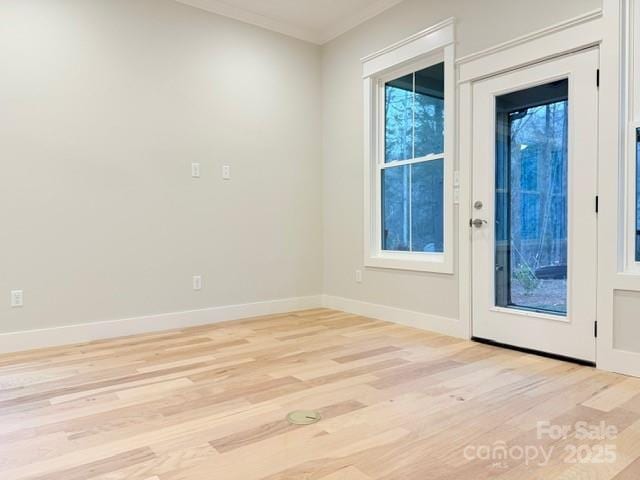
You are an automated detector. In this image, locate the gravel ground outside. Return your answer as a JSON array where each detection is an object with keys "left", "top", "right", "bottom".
[{"left": 510, "top": 278, "right": 567, "bottom": 314}]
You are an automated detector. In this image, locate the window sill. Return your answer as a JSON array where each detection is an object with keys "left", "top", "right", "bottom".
[{"left": 365, "top": 252, "right": 453, "bottom": 274}]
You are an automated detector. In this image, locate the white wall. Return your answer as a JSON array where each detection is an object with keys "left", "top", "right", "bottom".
[
  {"left": 321, "top": 0, "right": 601, "bottom": 323},
  {"left": 0, "top": 0, "right": 323, "bottom": 333},
  {"left": 0, "top": 0, "right": 608, "bottom": 346}
]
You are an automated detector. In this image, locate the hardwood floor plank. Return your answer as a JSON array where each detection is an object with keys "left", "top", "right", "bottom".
[
  {"left": 210, "top": 400, "right": 365, "bottom": 453},
  {"left": 332, "top": 346, "right": 402, "bottom": 364},
  {"left": 26, "top": 447, "right": 157, "bottom": 480},
  {"left": 0, "top": 308, "right": 637, "bottom": 480}
]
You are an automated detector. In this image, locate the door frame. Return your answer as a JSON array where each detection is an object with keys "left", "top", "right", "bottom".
[{"left": 456, "top": 9, "right": 609, "bottom": 358}]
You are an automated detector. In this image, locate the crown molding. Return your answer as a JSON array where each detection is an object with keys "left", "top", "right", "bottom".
[
  {"left": 175, "top": 0, "right": 321, "bottom": 43},
  {"left": 321, "top": 0, "right": 405, "bottom": 44},
  {"left": 175, "top": 0, "right": 405, "bottom": 45}
]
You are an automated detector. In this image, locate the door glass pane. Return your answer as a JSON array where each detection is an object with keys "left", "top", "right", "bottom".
[{"left": 495, "top": 80, "right": 569, "bottom": 315}]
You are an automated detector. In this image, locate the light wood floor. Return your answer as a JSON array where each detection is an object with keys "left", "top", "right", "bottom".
[{"left": 1, "top": 309, "right": 639, "bottom": 479}]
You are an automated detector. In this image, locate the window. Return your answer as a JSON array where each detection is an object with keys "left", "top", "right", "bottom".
[
  {"left": 363, "top": 20, "right": 454, "bottom": 273},
  {"left": 636, "top": 128, "right": 640, "bottom": 261},
  {"left": 629, "top": 1, "right": 640, "bottom": 267},
  {"left": 382, "top": 63, "right": 444, "bottom": 253}
]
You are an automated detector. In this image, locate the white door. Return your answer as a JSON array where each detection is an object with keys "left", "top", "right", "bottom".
[{"left": 471, "top": 49, "right": 598, "bottom": 362}]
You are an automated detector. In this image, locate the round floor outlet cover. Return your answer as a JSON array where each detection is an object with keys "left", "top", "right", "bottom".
[{"left": 286, "top": 410, "right": 321, "bottom": 425}]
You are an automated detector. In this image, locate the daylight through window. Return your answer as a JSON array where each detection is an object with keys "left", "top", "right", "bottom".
[{"left": 381, "top": 62, "right": 445, "bottom": 253}]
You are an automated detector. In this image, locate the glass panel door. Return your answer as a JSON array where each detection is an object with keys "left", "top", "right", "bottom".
[
  {"left": 472, "top": 48, "right": 598, "bottom": 362},
  {"left": 494, "top": 80, "right": 569, "bottom": 316}
]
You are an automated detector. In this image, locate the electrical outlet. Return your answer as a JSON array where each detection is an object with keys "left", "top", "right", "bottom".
[
  {"left": 355, "top": 270, "right": 363, "bottom": 284},
  {"left": 192, "top": 275, "right": 202, "bottom": 291},
  {"left": 222, "top": 165, "right": 231, "bottom": 180},
  {"left": 10, "top": 290, "right": 23, "bottom": 308},
  {"left": 191, "top": 163, "right": 201, "bottom": 178}
]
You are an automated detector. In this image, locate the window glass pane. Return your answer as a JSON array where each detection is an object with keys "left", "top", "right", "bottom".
[
  {"left": 382, "top": 161, "right": 444, "bottom": 253},
  {"left": 495, "top": 80, "right": 568, "bottom": 316},
  {"left": 411, "top": 160, "right": 443, "bottom": 252},
  {"left": 385, "top": 74, "right": 413, "bottom": 162},
  {"left": 636, "top": 128, "right": 640, "bottom": 262},
  {"left": 414, "top": 63, "right": 445, "bottom": 158},
  {"left": 381, "top": 62, "right": 446, "bottom": 256},
  {"left": 384, "top": 62, "right": 445, "bottom": 163},
  {"left": 382, "top": 165, "right": 410, "bottom": 251}
]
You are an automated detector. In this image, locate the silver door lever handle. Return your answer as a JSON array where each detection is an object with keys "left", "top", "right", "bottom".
[{"left": 470, "top": 218, "right": 488, "bottom": 228}]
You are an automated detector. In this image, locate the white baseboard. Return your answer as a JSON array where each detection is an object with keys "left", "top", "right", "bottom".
[
  {"left": 0, "top": 294, "right": 466, "bottom": 354},
  {"left": 322, "top": 295, "right": 465, "bottom": 338},
  {"left": 0, "top": 295, "right": 323, "bottom": 354}
]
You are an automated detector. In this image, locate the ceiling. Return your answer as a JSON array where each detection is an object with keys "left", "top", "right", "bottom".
[{"left": 175, "top": 0, "right": 405, "bottom": 44}]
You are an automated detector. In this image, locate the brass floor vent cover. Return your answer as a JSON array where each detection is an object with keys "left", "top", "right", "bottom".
[{"left": 286, "top": 410, "right": 321, "bottom": 425}]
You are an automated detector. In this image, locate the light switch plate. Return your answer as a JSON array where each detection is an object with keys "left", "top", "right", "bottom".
[
  {"left": 191, "top": 163, "right": 201, "bottom": 178},
  {"left": 222, "top": 165, "right": 231, "bottom": 180},
  {"left": 10, "top": 290, "right": 23, "bottom": 308}
]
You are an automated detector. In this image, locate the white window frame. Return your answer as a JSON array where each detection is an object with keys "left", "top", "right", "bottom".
[
  {"left": 363, "top": 18, "right": 455, "bottom": 273},
  {"left": 624, "top": 0, "right": 640, "bottom": 272}
]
